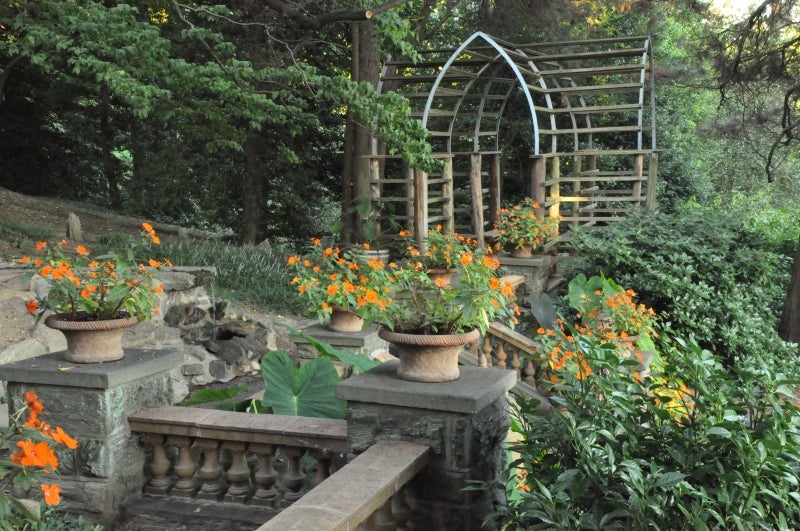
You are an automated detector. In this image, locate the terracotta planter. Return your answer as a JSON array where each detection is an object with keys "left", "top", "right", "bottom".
[
  {"left": 378, "top": 328, "right": 481, "bottom": 383},
  {"left": 509, "top": 245, "right": 534, "bottom": 258},
  {"left": 426, "top": 267, "right": 457, "bottom": 286},
  {"left": 328, "top": 307, "right": 364, "bottom": 333},
  {"left": 44, "top": 313, "right": 140, "bottom": 363}
]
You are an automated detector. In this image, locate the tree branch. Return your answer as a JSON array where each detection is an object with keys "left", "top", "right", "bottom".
[{"left": 263, "top": 0, "right": 410, "bottom": 29}]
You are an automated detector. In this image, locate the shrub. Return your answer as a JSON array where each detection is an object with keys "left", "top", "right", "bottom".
[
  {"left": 566, "top": 209, "right": 797, "bottom": 374},
  {"left": 484, "top": 334, "right": 800, "bottom": 530}
]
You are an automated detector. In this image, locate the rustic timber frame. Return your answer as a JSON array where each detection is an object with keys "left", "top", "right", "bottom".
[{"left": 370, "top": 31, "right": 657, "bottom": 247}]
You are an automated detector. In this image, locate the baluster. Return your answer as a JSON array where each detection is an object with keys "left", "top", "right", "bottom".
[
  {"left": 374, "top": 498, "right": 397, "bottom": 531},
  {"left": 478, "top": 336, "right": 492, "bottom": 367},
  {"left": 195, "top": 439, "right": 225, "bottom": 500},
  {"left": 222, "top": 441, "right": 252, "bottom": 502},
  {"left": 168, "top": 435, "right": 197, "bottom": 497},
  {"left": 141, "top": 433, "right": 172, "bottom": 495},
  {"left": 523, "top": 359, "right": 536, "bottom": 386},
  {"left": 495, "top": 339, "right": 507, "bottom": 369},
  {"left": 391, "top": 487, "right": 411, "bottom": 530},
  {"left": 308, "top": 449, "right": 331, "bottom": 488},
  {"left": 280, "top": 446, "right": 306, "bottom": 506},
  {"left": 510, "top": 345, "right": 521, "bottom": 379},
  {"left": 466, "top": 341, "right": 479, "bottom": 359},
  {"left": 250, "top": 443, "right": 280, "bottom": 507}
]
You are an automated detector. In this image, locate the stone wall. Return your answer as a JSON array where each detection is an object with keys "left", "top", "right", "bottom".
[{"left": 0, "top": 262, "right": 304, "bottom": 403}]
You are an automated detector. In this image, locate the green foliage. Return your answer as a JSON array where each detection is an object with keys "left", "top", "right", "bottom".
[
  {"left": 180, "top": 328, "right": 379, "bottom": 417},
  {"left": 260, "top": 351, "right": 346, "bottom": 419},
  {"left": 567, "top": 209, "right": 797, "bottom": 373},
  {"left": 277, "top": 324, "right": 381, "bottom": 375},
  {"left": 177, "top": 384, "right": 252, "bottom": 410},
  {"left": 1, "top": 505, "right": 102, "bottom": 531},
  {"left": 484, "top": 335, "right": 800, "bottom": 530},
  {"left": 150, "top": 237, "right": 303, "bottom": 315}
]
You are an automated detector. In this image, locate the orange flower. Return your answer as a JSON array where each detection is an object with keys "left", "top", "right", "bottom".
[
  {"left": 50, "top": 426, "right": 78, "bottom": 450},
  {"left": 148, "top": 259, "right": 161, "bottom": 268},
  {"left": 41, "top": 484, "right": 62, "bottom": 506},
  {"left": 76, "top": 245, "right": 89, "bottom": 256},
  {"left": 460, "top": 252, "right": 473, "bottom": 266},
  {"left": 17, "top": 256, "right": 30, "bottom": 263},
  {"left": 327, "top": 284, "right": 339, "bottom": 296},
  {"left": 12, "top": 440, "right": 58, "bottom": 470},
  {"left": 35, "top": 241, "right": 47, "bottom": 251},
  {"left": 26, "top": 299, "right": 39, "bottom": 313},
  {"left": 25, "top": 391, "right": 44, "bottom": 414}
]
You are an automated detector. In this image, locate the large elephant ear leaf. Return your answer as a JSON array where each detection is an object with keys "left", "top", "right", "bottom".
[{"left": 260, "top": 351, "right": 346, "bottom": 419}]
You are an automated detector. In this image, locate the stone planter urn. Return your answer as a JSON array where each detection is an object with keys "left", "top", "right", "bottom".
[
  {"left": 328, "top": 307, "right": 365, "bottom": 333},
  {"left": 378, "top": 327, "right": 480, "bottom": 383},
  {"left": 44, "top": 313, "right": 140, "bottom": 363}
]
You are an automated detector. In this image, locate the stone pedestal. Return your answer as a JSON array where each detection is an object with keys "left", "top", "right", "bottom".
[
  {"left": 336, "top": 361, "right": 516, "bottom": 530},
  {"left": 295, "top": 324, "right": 389, "bottom": 362},
  {"left": 0, "top": 348, "right": 182, "bottom": 525},
  {"left": 498, "top": 253, "right": 555, "bottom": 297}
]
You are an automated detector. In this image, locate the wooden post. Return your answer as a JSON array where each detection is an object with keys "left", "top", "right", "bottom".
[
  {"left": 633, "top": 154, "right": 644, "bottom": 207},
  {"left": 646, "top": 152, "right": 658, "bottom": 210},
  {"left": 405, "top": 164, "right": 415, "bottom": 234},
  {"left": 414, "top": 168, "right": 428, "bottom": 252},
  {"left": 489, "top": 153, "right": 501, "bottom": 228},
  {"left": 441, "top": 157, "right": 454, "bottom": 234},
  {"left": 369, "top": 157, "right": 382, "bottom": 237},
  {"left": 530, "top": 156, "right": 546, "bottom": 218},
  {"left": 470, "top": 153, "right": 485, "bottom": 248}
]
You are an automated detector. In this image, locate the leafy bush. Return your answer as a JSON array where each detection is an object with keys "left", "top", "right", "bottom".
[
  {"left": 567, "top": 209, "right": 797, "bottom": 373},
  {"left": 484, "top": 335, "right": 800, "bottom": 530}
]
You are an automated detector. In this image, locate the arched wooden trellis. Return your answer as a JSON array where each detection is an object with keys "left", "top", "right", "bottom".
[{"left": 369, "top": 31, "right": 657, "bottom": 248}]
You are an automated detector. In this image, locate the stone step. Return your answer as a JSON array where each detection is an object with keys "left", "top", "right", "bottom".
[{"left": 117, "top": 496, "right": 278, "bottom": 530}]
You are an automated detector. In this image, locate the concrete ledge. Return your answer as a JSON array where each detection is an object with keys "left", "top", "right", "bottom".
[
  {"left": 0, "top": 348, "right": 183, "bottom": 389},
  {"left": 335, "top": 361, "right": 516, "bottom": 414},
  {"left": 256, "top": 440, "right": 430, "bottom": 531}
]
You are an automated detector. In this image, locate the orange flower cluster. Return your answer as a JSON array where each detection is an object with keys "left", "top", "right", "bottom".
[
  {"left": 8, "top": 391, "right": 79, "bottom": 506},
  {"left": 400, "top": 225, "right": 477, "bottom": 270},
  {"left": 288, "top": 240, "right": 394, "bottom": 322},
  {"left": 495, "top": 197, "right": 560, "bottom": 251},
  {"left": 18, "top": 223, "right": 170, "bottom": 321}
]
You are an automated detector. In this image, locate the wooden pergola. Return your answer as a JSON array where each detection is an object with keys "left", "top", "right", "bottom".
[{"left": 368, "top": 32, "right": 658, "bottom": 247}]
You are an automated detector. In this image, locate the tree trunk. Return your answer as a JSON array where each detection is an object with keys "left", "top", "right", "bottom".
[
  {"left": 779, "top": 235, "right": 800, "bottom": 349},
  {"left": 341, "top": 20, "right": 381, "bottom": 244},
  {"left": 240, "top": 134, "right": 266, "bottom": 244},
  {"left": 99, "top": 86, "right": 120, "bottom": 207}
]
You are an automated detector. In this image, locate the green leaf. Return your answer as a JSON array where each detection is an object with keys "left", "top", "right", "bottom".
[
  {"left": 277, "top": 323, "right": 381, "bottom": 374},
  {"left": 261, "top": 351, "right": 345, "bottom": 419},
  {"left": 178, "top": 384, "right": 252, "bottom": 406},
  {"left": 707, "top": 426, "right": 732, "bottom": 438}
]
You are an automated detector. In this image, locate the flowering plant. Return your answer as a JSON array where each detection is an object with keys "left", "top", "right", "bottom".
[
  {"left": 18, "top": 223, "right": 170, "bottom": 321},
  {"left": 360, "top": 247, "right": 519, "bottom": 335},
  {"left": 287, "top": 240, "right": 393, "bottom": 323},
  {"left": 0, "top": 390, "right": 78, "bottom": 522},
  {"left": 399, "top": 225, "right": 476, "bottom": 270},
  {"left": 567, "top": 274, "right": 657, "bottom": 343},
  {"left": 495, "top": 197, "right": 559, "bottom": 250}
]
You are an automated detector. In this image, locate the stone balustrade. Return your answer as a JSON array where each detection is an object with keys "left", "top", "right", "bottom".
[
  {"left": 128, "top": 406, "right": 348, "bottom": 508},
  {"left": 257, "top": 439, "right": 430, "bottom": 530}
]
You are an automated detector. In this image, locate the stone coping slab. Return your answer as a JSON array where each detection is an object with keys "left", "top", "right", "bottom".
[
  {"left": 336, "top": 360, "right": 516, "bottom": 414},
  {"left": 0, "top": 348, "right": 182, "bottom": 389},
  {"left": 297, "top": 323, "right": 386, "bottom": 348},
  {"left": 129, "top": 405, "right": 348, "bottom": 452}
]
